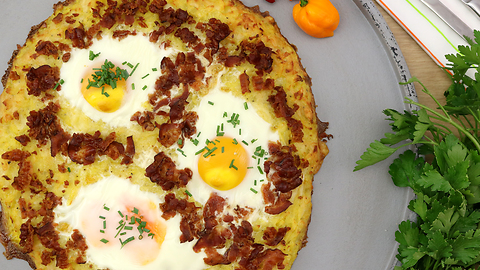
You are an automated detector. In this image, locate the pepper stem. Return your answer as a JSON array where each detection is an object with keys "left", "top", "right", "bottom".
[{"left": 300, "top": 0, "right": 308, "bottom": 7}]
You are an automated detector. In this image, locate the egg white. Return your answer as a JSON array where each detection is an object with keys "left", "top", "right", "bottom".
[
  {"left": 59, "top": 35, "right": 176, "bottom": 128},
  {"left": 54, "top": 176, "right": 207, "bottom": 270},
  {"left": 176, "top": 86, "right": 280, "bottom": 210}
]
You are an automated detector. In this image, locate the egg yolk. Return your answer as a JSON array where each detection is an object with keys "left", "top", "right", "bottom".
[
  {"left": 80, "top": 63, "right": 127, "bottom": 113},
  {"left": 198, "top": 136, "right": 249, "bottom": 191}
]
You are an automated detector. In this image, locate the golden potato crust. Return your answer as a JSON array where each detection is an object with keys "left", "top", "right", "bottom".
[{"left": 0, "top": 0, "right": 329, "bottom": 269}]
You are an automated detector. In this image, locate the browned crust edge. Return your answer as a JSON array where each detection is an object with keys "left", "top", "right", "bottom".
[
  {"left": 0, "top": 203, "right": 37, "bottom": 269},
  {"left": 1, "top": 0, "right": 75, "bottom": 88}
]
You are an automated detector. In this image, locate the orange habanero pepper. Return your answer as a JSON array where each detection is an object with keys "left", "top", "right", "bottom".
[{"left": 292, "top": 0, "right": 340, "bottom": 38}]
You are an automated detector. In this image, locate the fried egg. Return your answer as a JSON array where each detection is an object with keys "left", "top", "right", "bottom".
[
  {"left": 54, "top": 176, "right": 207, "bottom": 270},
  {"left": 59, "top": 35, "right": 176, "bottom": 127},
  {"left": 176, "top": 87, "right": 280, "bottom": 210}
]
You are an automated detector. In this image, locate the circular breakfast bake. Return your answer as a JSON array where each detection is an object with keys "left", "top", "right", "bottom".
[{"left": 0, "top": 0, "right": 329, "bottom": 269}]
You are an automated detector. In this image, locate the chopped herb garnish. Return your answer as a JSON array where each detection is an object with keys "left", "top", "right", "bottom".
[
  {"left": 118, "top": 211, "right": 124, "bottom": 218},
  {"left": 223, "top": 112, "right": 228, "bottom": 118},
  {"left": 132, "top": 208, "right": 139, "bottom": 215},
  {"left": 99, "top": 216, "right": 106, "bottom": 219},
  {"left": 191, "top": 138, "right": 199, "bottom": 146},
  {"left": 130, "top": 63, "right": 139, "bottom": 76},
  {"left": 152, "top": 68, "right": 158, "bottom": 71},
  {"left": 257, "top": 166, "right": 263, "bottom": 174},
  {"left": 120, "top": 236, "right": 135, "bottom": 248},
  {"left": 229, "top": 159, "right": 238, "bottom": 170},
  {"left": 67, "top": 167, "right": 71, "bottom": 172},
  {"left": 208, "top": 101, "right": 214, "bottom": 105},
  {"left": 185, "top": 190, "right": 193, "bottom": 197},
  {"left": 244, "top": 102, "right": 248, "bottom": 110},
  {"left": 53, "top": 79, "right": 64, "bottom": 90},
  {"left": 227, "top": 113, "right": 241, "bottom": 128},
  {"left": 203, "top": 147, "right": 218, "bottom": 158},
  {"left": 232, "top": 138, "right": 238, "bottom": 145},
  {"left": 195, "top": 147, "right": 206, "bottom": 155},
  {"left": 250, "top": 188, "right": 258, "bottom": 194},
  {"left": 101, "top": 87, "right": 110, "bottom": 97},
  {"left": 221, "top": 146, "right": 225, "bottom": 153},
  {"left": 242, "top": 140, "right": 248, "bottom": 146},
  {"left": 80, "top": 78, "right": 84, "bottom": 83},
  {"left": 89, "top": 50, "right": 101, "bottom": 61},
  {"left": 178, "top": 138, "right": 183, "bottom": 145},
  {"left": 142, "top": 73, "right": 150, "bottom": 79},
  {"left": 100, "top": 238, "right": 109, "bottom": 244},
  {"left": 177, "top": 148, "right": 187, "bottom": 157},
  {"left": 251, "top": 139, "right": 258, "bottom": 143},
  {"left": 132, "top": 83, "right": 135, "bottom": 90},
  {"left": 142, "top": 85, "right": 147, "bottom": 90},
  {"left": 103, "top": 204, "right": 110, "bottom": 211},
  {"left": 86, "top": 60, "right": 129, "bottom": 91}
]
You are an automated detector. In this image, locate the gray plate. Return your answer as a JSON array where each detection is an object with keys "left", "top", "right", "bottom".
[{"left": 0, "top": 0, "right": 415, "bottom": 269}]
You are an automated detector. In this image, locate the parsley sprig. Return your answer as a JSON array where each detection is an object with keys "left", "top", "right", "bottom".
[{"left": 355, "top": 31, "right": 480, "bottom": 270}]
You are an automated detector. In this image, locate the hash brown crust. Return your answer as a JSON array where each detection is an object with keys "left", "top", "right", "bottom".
[{"left": 0, "top": 0, "right": 329, "bottom": 269}]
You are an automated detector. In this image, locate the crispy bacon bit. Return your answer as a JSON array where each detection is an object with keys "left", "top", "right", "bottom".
[
  {"left": 263, "top": 227, "right": 290, "bottom": 246},
  {"left": 19, "top": 220, "right": 34, "bottom": 253},
  {"left": 145, "top": 152, "right": 193, "bottom": 190},
  {"left": 169, "top": 88, "right": 190, "bottom": 121},
  {"left": 158, "top": 123, "right": 181, "bottom": 147},
  {"left": 225, "top": 55, "right": 243, "bottom": 67},
  {"left": 67, "top": 132, "right": 103, "bottom": 165},
  {"left": 52, "top": 13, "right": 64, "bottom": 24},
  {"left": 35, "top": 41, "right": 59, "bottom": 57},
  {"left": 121, "top": 135, "right": 135, "bottom": 165},
  {"left": 265, "top": 143, "right": 303, "bottom": 193},
  {"left": 149, "top": 26, "right": 166, "bottom": 42},
  {"left": 1, "top": 149, "right": 31, "bottom": 161},
  {"left": 268, "top": 87, "right": 303, "bottom": 142},
  {"left": 9, "top": 71, "right": 20, "bottom": 81},
  {"left": 25, "top": 65, "right": 60, "bottom": 96},
  {"left": 62, "top": 52, "right": 71, "bottom": 62},
  {"left": 65, "top": 15, "right": 76, "bottom": 24},
  {"left": 262, "top": 183, "right": 293, "bottom": 215},
  {"left": 105, "top": 141, "right": 125, "bottom": 160},
  {"left": 15, "top": 135, "right": 31, "bottom": 146},
  {"left": 130, "top": 111, "right": 156, "bottom": 131},
  {"left": 113, "top": 30, "right": 137, "bottom": 40},
  {"left": 175, "top": 27, "right": 198, "bottom": 45},
  {"left": 155, "top": 56, "right": 179, "bottom": 93},
  {"left": 205, "top": 18, "right": 231, "bottom": 53},
  {"left": 65, "top": 26, "right": 87, "bottom": 49},
  {"left": 242, "top": 40, "right": 274, "bottom": 72}
]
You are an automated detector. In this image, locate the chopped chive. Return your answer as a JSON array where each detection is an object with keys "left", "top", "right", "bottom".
[
  {"left": 103, "top": 204, "right": 110, "bottom": 211},
  {"left": 142, "top": 85, "right": 147, "bottom": 90},
  {"left": 177, "top": 148, "right": 187, "bottom": 157},
  {"left": 195, "top": 147, "right": 206, "bottom": 155},
  {"left": 223, "top": 112, "right": 228, "bottom": 118},
  {"left": 247, "top": 166, "right": 254, "bottom": 169},
  {"left": 130, "top": 216, "right": 136, "bottom": 224},
  {"left": 152, "top": 68, "right": 158, "bottom": 71},
  {"left": 67, "top": 167, "right": 71, "bottom": 172},
  {"left": 148, "top": 233, "right": 155, "bottom": 239},
  {"left": 257, "top": 166, "right": 263, "bottom": 174},
  {"left": 250, "top": 188, "right": 258, "bottom": 194},
  {"left": 130, "top": 63, "right": 139, "bottom": 76},
  {"left": 254, "top": 180, "right": 257, "bottom": 186},
  {"left": 122, "top": 61, "right": 128, "bottom": 65},
  {"left": 203, "top": 147, "right": 218, "bottom": 158},
  {"left": 142, "top": 73, "right": 150, "bottom": 79},
  {"left": 99, "top": 216, "right": 106, "bottom": 219},
  {"left": 215, "top": 139, "right": 220, "bottom": 143},
  {"left": 229, "top": 159, "right": 238, "bottom": 170},
  {"left": 227, "top": 113, "right": 241, "bottom": 127},
  {"left": 242, "top": 140, "right": 248, "bottom": 146},
  {"left": 120, "top": 236, "right": 135, "bottom": 248},
  {"left": 80, "top": 78, "right": 84, "bottom": 83},
  {"left": 89, "top": 50, "right": 101, "bottom": 61},
  {"left": 124, "top": 226, "right": 133, "bottom": 230},
  {"left": 221, "top": 146, "right": 225, "bottom": 153},
  {"left": 232, "top": 138, "right": 238, "bottom": 145},
  {"left": 120, "top": 232, "right": 127, "bottom": 236},
  {"left": 239, "top": 129, "right": 242, "bottom": 135},
  {"left": 251, "top": 138, "right": 258, "bottom": 143},
  {"left": 185, "top": 190, "right": 192, "bottom": 197},
  {"left": 126, "top": 62, "right": 134, "bottom": 68},
  {"left": 132, "top": 208, "right": 139, "bottom": 214},
  {"left": 208, "top": 101, "right": 214, "bottom": 105},
  {"left": 178, "top": 138, "right": 183, "bottom": 145},
  {"left": 197, "top": 132, "right": 201, "bottom": 137},
  {"left": 118, "top": 211, "right": 124, "bottom": 218},
  {"left": 100, "top": 238, "right": 109, "bottom": 244},
  {"left": 132, "top": 83, "right": 135, "bottom": 90},
  {"left": 100, "top": 230, "right": 105, "bottom": 233},
  {"left": 244, "top": 102, "right": 248, "bottom": 110},
  {"left": 191, "top": 138, "right": 199, "bottom": 146},
  {"left": 260, "top": 179, "right": 264, "bottom": 182},
  {"left": 103, "top": 220, "right": 106, "bottom": 229}
]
